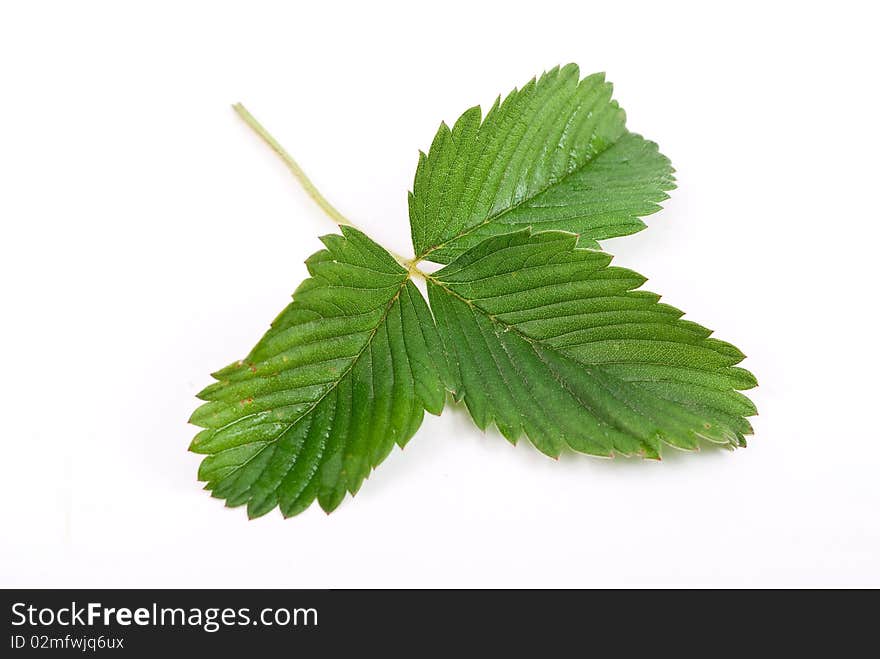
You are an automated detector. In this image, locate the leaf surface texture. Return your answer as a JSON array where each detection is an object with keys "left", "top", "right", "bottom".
[{"left": 409, "top": 64, "right": 675, "bottom": 264}]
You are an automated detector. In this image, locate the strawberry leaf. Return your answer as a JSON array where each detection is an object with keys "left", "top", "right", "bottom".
[
  {"left": 409, "top": 64, "right": 674, "bottom": 264},
  {"left": 193, "top": 66, "right": 757, "bottom": 519},
  {"left": 190, "top": 226, "right": 448, "bottom": 518},
  {"left": 427, "top": 229, "right": 756, "bottom": 458}
]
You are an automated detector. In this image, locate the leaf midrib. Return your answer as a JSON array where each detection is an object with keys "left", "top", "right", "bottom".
[
  {"left": 430, "top": 273, "right": 585, "bottom": 361},
  {"left": 428, "top": 273, "right": 740, "bottom": 424},
  {"left": 415, "top": 131, "right": 622, "bottom": 262},
  {"left": 428, "top": 274, "right": 666, "bottom": 451},
  {"left": 214, "top": 278, "right": 408, "bottom": 480}
]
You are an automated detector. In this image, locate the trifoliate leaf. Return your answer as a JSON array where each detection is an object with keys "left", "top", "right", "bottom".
[
  {"left": 196, "top": 66, "right": 758, "bottom": 519},
  {"left": 189, "top": 226, "right": 449, "bottom": 518},
  {"left": 426, "top": 229, "right": 756, "bottom": 458},
  {"left": 409, "top": 64, "right": 675, "bottom": 264}
]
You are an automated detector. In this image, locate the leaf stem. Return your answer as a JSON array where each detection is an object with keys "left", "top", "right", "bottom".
[
  {"left": 232, "top": 102, "right": 356, "bottom": 228},
  {"left": 232, "top": 102, "right": 425, "bottom": 275}
]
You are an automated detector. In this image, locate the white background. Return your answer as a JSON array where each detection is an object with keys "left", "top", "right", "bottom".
[{"left": 2, "top": 1, "right": 878, "bottom": 588}]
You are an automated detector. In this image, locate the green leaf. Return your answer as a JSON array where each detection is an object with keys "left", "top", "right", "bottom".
[
  {"left": 189, "top": 226, "right": 449, "bottom": 518},
  {"left": 195, "top": 66, "right": 758, "bottom": 519},
  {"left": 426, "top": 229, "right": 756, "bottom": 458},
  {"left": 409, "top": 64, "right": 675, "bottom": 264}
]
